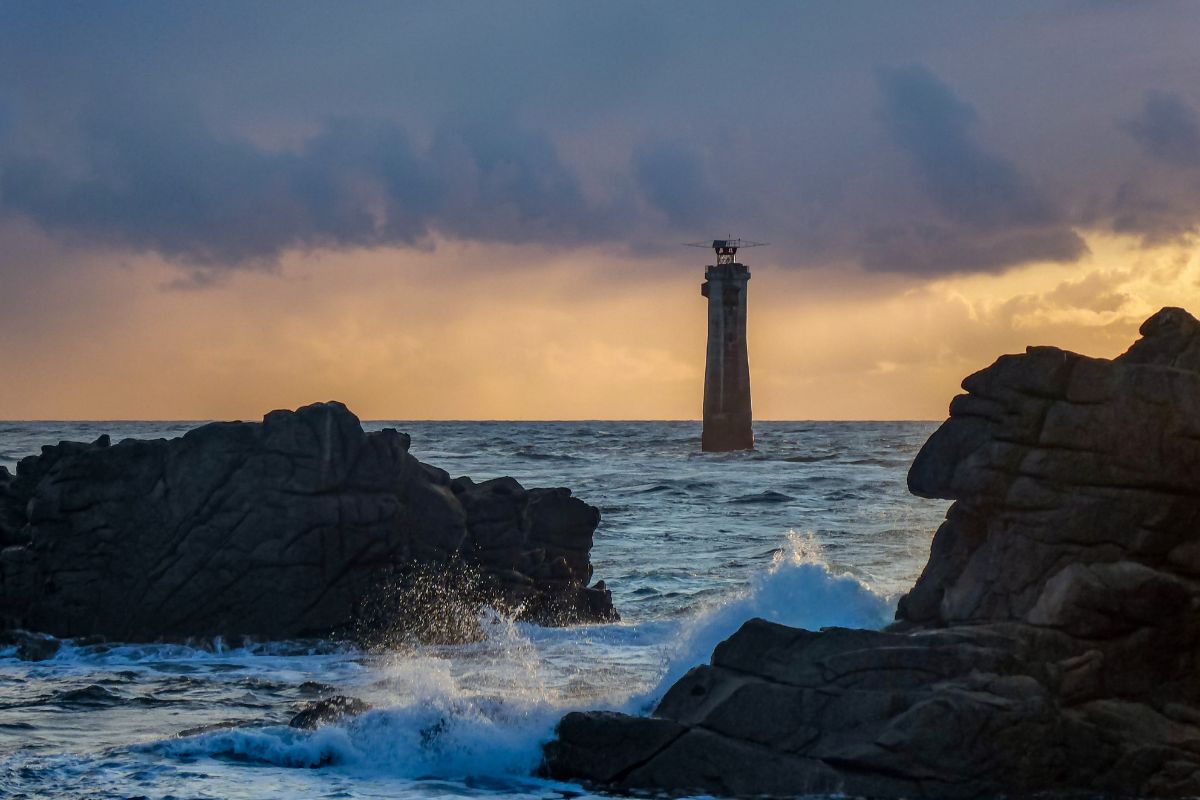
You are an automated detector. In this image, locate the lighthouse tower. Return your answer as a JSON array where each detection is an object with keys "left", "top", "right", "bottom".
[{"left": 697, "top": 238, "right": 758, "bottom": 452}]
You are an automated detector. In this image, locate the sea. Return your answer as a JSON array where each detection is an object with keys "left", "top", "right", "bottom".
[{"left": 0, "top": 420, "right": 947, "bottom": 799}]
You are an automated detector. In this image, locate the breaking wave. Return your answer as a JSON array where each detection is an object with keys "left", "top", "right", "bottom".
[
  {"left": 638, "top": 530, "right": 895, "bottom": 705},
  {"left": 144, "top": 531, "right": 894, "bottom": 783}
]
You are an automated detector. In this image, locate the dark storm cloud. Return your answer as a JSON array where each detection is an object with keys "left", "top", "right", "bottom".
[
  {"left": 1123, "top": 92, "right": 1200, "bottom": 169},
  {"left": 1108, "top": 180, "right": 1200, "bottom": 247},
  {"left": 0, "top": 103, "right": 620, "bottom": 268},
  {"left": 632, "top": 141, "right": 726, "bottom": 228},
  {"left": 862, "top": 65, "right": 1086, "bottom": 274},
  {"left": 1102, "top": 91, "right": 1200, "bottom": 247},
  {"left": 0, "top": 2, "right": 1198, "bottom": 281}
]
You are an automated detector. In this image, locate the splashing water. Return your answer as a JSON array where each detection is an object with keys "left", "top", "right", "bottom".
[
  {"left": 115, "top": 529, "right": 895, "bottom": 792},
  {"left": 0, "top": 420, "right": 944, "bottom": 798},
  {"left": 639, "top": 530, "right": 895, "bottom": 705}
]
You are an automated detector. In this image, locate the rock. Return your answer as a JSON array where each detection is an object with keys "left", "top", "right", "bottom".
[
  {"left": 542, "top": 712, "right": 687, "bottom": 785},
  {"left": 899, "top": 314, "right": 1200, "bottom": 633},
  {"left": 0, "top": 401, "right": 616, "bottom": 641},
  {"left": 296, "top": 680, "right": 337, "bottom": 697},
  {"left": 1119, "top": 305, "right": 1200, "bottom": 370},
  {"left": 0, "top": 465, "right": 25, "bottom": 547},
  {"left": 0, "top": 629, "right": 61, "bottom": 661},
  {"left": 543, "top": 308, "right": 1200, "bottom": 798},
  {"left": 289, "top": 695, "right": 371, "bottom": 729},
  {"left": 353, "top": 557, "right": 491, "bottom": 646}
]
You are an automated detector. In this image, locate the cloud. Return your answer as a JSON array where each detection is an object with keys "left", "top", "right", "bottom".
[
  {"left": 633, "top": 140, "right": 725, "bottom": 228},
  {"left": 0, "top": 4, "right": 1198, "bottom": 285},
  {"left": 1099, "top": 92, "right": 1200, "bottom": 247},
  {"left": 0, "top": 102, "right": 628, "bottom": 273},
  {"left": 1123, "top": 91, "right": 1200, "bottom": 169},
  {"left": 860, "top": 223, "right": 1087, "bottom": 274},
  {"left": 1108, "top": 179, "right": 1200, "bottom": 247},
  {"left": 1044, "top": 269, "right": 1131, "bottom": 314},
  {"left": 864, "top": 65, "right": 1086, "bottom": 274}
]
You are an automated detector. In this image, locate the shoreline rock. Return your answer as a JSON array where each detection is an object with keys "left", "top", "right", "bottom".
[
  {"left": 543, "top": 307, "right": 1200, "bottom": 798},
  {"left": 0, "top": 401, "right": 617, "bottom": 641}
]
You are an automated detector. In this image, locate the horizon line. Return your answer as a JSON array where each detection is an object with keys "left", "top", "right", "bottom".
[{"left": 0, "top": 417, "right": 945, "bottom": 424}]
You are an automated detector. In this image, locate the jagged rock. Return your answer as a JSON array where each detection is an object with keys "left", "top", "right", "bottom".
[
  {"left": 0, "top": 464, "right": 25, "bottom": 547},
  {"left": 289, "top": 695, "right": 371, "bottom": 729},
  {"left": 0, "top": 629, "right": 61, "bottom": 661},
  {"left": 543, "top": 307, "right": 1200, "bottom": 798},
  {"left": 0, "top": 401, "right": 616, "bottom": 640},
  {"left": 900, "top": 305, "right": 1200, "bottom": 635},
  {"left": 450, "top": 477, "right": 615, "bottom": 625}
]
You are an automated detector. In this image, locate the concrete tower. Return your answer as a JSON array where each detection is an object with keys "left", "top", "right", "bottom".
[{"left": 698, "top": 238, "right": 757, "bottom": 451}]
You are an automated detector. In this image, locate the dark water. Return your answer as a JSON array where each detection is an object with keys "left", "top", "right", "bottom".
[{"left": 0, "top": 420, "right": 946, "bottom": 799}]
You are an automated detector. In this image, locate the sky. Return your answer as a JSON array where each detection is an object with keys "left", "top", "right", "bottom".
[{"left": 1, "top": 1, "right": 1199, "bottom": 420}]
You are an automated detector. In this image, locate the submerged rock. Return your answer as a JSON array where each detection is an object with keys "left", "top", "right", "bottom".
[
  {"left": 543, "top": 307, "right": 1200, "bottom": 797},
  {"left": 0, "top": 629, "right": 61, "bottom": 661},
  {"left": 289, "top": 695, "right": 372, "bottom": 729},
  {"left": 0, "top": 401, "right": 616, "bottom": 641}
]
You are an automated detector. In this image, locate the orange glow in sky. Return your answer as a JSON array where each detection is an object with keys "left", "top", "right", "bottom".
[{"left": 1, "top": 227, "right": 1191, "bottom": 421}]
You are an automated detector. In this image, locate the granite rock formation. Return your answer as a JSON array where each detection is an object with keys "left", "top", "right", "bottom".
[
  {"left": 0, "top": 401, "right": 616, "bottom": 641},
  {"left": 543, "top": 307, "right": 1200, "bottom": 797}
]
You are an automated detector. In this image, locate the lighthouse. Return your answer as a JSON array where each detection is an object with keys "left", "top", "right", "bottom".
[{"left": 696, "top": 238, "right": 759, "bottom": 452}]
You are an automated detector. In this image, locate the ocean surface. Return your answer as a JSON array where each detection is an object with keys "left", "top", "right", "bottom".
[{"left": 0, "top": 420, "right": 947, "bottom": 799}]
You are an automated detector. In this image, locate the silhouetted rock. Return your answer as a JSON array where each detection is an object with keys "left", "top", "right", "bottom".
[
  {"left": 543, "top": 308, "right": 1200, "bottom": 798},
  {"left": 289, "top": 695, "right": 371, "bottom": 729},
  {"left": 900, "top": 304, "right": 1200, "bottom": 636},
  {"left": 0, "top": 629, "right": 61, "bottom": 661},
  {"left": 0, "top": 465, "right": 20, "bottom": 547},
  {"left": 0, "top": 401, "right": 616, "bottom": 641}
]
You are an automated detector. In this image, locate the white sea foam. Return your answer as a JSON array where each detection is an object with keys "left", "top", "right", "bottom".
[
  {"left": 149, "top": 700, "right": 564, "bottom": 778},
  {"left": 635, "top": 529, "right": 895, "bottom": 707},
  {"left": 145, "top": 611, "right": 568, "bottom": 779},
  {"left": 144, "top": 531, "right": 894, "bottom": 782}
]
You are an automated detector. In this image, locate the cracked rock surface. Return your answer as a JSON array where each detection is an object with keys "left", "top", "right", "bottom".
[
  {"left": 542, "top": 307, "right": 1200, "bottom": 797},
  {"left": 0, "top": 401, "right": 616, "bottom": 640}
]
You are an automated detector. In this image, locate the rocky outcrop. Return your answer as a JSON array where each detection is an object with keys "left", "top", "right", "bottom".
[
  {"left": 543, "top": 307, "right": 1200, "bottom": 797},
  {"left": 0, "top": 401, "right": 616, "bottom": 641},
  {"left": 289, "top": 695, "right": 372, "bottom": 729}
]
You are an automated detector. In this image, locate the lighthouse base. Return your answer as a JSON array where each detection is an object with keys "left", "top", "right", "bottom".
[{"left": 701, "top": 411, "right": 754, "bottom": 452}]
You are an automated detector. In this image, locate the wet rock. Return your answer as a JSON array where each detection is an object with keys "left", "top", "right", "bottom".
[
  {"left": 543, "top": 307, "right": 1200, "bottom": 798},
  {"left": 0, "top": 629, "right": 60, "bottom": 661},
  {"left": 542, "top": 711, "right": 687, "bottom": 785},
  {"left": 0, "top": 401, "right": 616, "bottom": 641},
  {"left": 288, "top": 695, "right": 371, "bottom": 729},
  {"left": 354, "top": 557, "right": 491, "bottom": 646}
]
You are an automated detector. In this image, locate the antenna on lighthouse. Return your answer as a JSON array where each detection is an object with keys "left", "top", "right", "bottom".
[{"left": 684, "top": 237, "right": 768, "bottom": 265}]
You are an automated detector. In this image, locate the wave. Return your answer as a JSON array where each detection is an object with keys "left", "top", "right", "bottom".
[
  {"left": 51, "top": 684, "right": 126, "bottom": 708},
  {"left": 145, "top": 629, "right": 566, "bottom": 780},
  {"left": 634, "top": 530, "right": 895, "bottom": 706},
  {"left": 729, "top": 490, "right": 794, "bottom": 504},
  {"left": 779, "top": 454, "right": 837, "bottom": 463},
  {"left": 147, "top": 700, "right": 563, "bottom": 777},
  {"left": 511, "top": 448, "right": 582, "bottom": 462},
  {"left": 846, "top": 457, "right": 911, "bottom": 468},
  {"left": 4, "top": 637, "right": 351, "bottom": 667},
  {"left": 140, "top": 532, "right": 895, "bottom": 783},
  {"left": 628, "top": 483, "right": 682, "bottom": 494}
]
